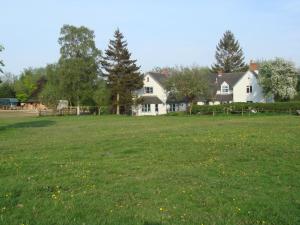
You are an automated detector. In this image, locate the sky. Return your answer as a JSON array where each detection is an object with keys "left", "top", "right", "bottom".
[{"left": 1, "top": 0, "right": 300, "bottom": 75}]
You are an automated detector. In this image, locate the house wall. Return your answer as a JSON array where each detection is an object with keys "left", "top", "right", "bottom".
[
  {"left": 135, "top": 73, "right": 167, "bottom": 116},
  {"left": 233, "top": 71, "right": 271, "bottom": 103}
]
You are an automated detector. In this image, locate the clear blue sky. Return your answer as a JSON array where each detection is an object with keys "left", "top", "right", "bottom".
[{"left": 1, "top": 0, "right": 299, "bottom": 75}]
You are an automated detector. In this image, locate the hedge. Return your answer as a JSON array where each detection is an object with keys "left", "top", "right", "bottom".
[{"left": 192, "top": 102, "right": 300, "bottom": 114}]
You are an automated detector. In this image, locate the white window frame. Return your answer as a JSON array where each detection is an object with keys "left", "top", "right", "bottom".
[
  {"left": 170, "top": 104, "right": 176, "bottom": 112},
  {"left": 221, "top": 83, "right": 229, "bottom": 94},
  {"left": 144, "top": 87, "right": 153, "bottom": 94},
  {"left": 142, "top": 104, "right": 151, "bottom": 112}
]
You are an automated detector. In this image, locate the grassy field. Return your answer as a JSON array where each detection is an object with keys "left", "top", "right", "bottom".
[{"left": 0, "top": 114, "right": 300, "bottom": 225}]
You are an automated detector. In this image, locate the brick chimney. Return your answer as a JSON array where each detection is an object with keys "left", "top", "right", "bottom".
[
  {"left": 161, "top": 69, "right": 169, "bottom": 77},
  {"left": 249, "top": 60, "right": 258, "bottom": 72}
]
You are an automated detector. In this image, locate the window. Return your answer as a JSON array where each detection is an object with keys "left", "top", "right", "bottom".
[
  {"left": 146, "top": 77, "right": 149, "bottom": 82},
  {"left": 144, "top": 87, "right": 153, "bottom": 94},
  {"left": 246, "top": 85, "right": 253, "bottom": 93},
  {"left": 155, "top": 104, "right": 159, "bottom": 112},
  {"left": 221, "top": 84, "right": 229, "bottom": 94},
  {"left": 170, "top": 104, "right": 176, "bottom": 112},
  {"left": 142, "top": 104, "right": 151, "bottom": 112}
]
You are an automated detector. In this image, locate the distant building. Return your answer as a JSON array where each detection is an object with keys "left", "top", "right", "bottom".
[
  {"left": 134, "top": 62, "right": 273, "bottom": 116},
  {"left": 0, "top": 98, "right": 19, "bottom": 109}
]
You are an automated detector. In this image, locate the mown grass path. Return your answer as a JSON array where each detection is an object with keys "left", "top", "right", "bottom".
[{"left": 0, "top": 115, "right": 300, "bottom": 225}]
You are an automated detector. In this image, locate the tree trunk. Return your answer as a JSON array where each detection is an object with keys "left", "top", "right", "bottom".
[
  {"left": 189, "top": 102, "right": 193, "bottom": 115},
  {"left": 116, "top": 93, "right": 120, "bottom": 115},
  {"left": 98, "top": 106, "right": 101, "bottom": 116},
  {"left": 77, "top": 104, "right": 80, "bottom": 116},
  {"left": 77, "top": 97, "right": 80, "bottom": 116}
]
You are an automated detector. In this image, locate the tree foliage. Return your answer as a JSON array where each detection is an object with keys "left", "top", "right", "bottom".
[
  {"left": 212, "top": 30, "right": 247, "bottom": 73},
  {"left": 93, "top": 79, "right": 110, "bottom": 115},
  {"left": 58, "top": 25, "right": 101, "bottom": 114},
  {"left": 0, "top": 73, "right": 16, "bottom": 98},
  {"left": 102, "top": 29, "right": 143, "bottom": 114},
  {"left": 165, "top": 66, "right": 210, "bottom": 114},
  {"left": 39, "top": 64, "right": 62, "bottom": 107},
  {"left": 14, "top": 68, "right": 46, "bottom": 102},
  {"left": 0, "top": 44, "right": 4, "bottom": 73},
  {"left": 258, "top": 58, "right": 298, "bottom": 101}
]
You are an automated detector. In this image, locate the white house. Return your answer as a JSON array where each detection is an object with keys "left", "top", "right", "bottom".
[
  {"left": 198, "top": 63, "right": 273, "bottom": 105},
  {"left": 134, "top": 63, "right": 273, "bottom": 116},
  {"left": 133, "top": 72, "right": 187, "bottom": 116}
]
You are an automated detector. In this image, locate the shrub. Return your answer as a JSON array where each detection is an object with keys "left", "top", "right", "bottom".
[{"left": 192, "top": 102, "right": 300, "bottom": 115}]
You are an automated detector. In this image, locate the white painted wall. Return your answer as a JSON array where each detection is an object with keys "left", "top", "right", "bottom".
[{"left": 233, "top": 71, "right": 271, "bottom": 103}]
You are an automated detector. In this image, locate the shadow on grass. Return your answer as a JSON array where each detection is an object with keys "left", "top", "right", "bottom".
[{"left": 0, "top": 120, "right": 56, "bottom": 131}]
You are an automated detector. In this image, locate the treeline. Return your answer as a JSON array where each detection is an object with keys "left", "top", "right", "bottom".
[
  {"left": 0, "top": 26, "right": 144, "bottom": 115},
  {"left": 0, "top": 28, "right": 300, "bottom": 115}
]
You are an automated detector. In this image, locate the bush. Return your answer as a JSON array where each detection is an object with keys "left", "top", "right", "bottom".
[{"left": 192, "top": 102, "right": 300, "bottom": 115}]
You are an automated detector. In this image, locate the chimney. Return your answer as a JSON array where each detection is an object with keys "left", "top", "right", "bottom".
[
  {"left": 249, "top": 60, "right": 258, "bottom": 72},
  {"left": 161, "top": 69, "right": 169, "bottom": 77},
  {"left": 218, "top": 70, "right": 223, "bottom": 77}
]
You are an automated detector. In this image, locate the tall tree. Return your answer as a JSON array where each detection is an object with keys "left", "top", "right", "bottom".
[
  {"left": 0, "top": 44, "right": 4, "bottom": 73},
  {"left": 258, "top": 58, "right": 298, "bottom": 101},
  {"left": 165, "top": 66, "right": 210, "bottom": 115},
  {"left": 102, "top": 29, "right": 143, "bottom": 115},
  {"left": 212, "top": 30, "right": 247, "bottom": 73},
  {"left": 58, "top": 25, "right": 101, "bottom": 115}
]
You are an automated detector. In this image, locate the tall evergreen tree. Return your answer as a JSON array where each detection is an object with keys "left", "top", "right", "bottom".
[
  {"left": 212, "top": 30, "right": 247, "bottom": 73},
  {"left": 102, "top": 29, "right": 143, "bottom": 115}
]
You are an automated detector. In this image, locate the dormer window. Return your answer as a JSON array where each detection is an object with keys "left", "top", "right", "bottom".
[
  {"left": 221, "top": 83, "right": 229, "bottom": 94},
  {"left": 144, "top": 87, "right": 153, "bottom": 94}
]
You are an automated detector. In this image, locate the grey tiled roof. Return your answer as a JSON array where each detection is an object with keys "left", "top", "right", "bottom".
[
  {"left": 142, "top": 96, "right": 163, "bottom": 104},
  {"left": 210, "top": 72, "right": 245, "bottom": 90},
  {"left": 215, "top": 94, "right": 233, "bottom": 102},
  {"left": 148, "top": 72, "right": 168, "bottom": 87}
]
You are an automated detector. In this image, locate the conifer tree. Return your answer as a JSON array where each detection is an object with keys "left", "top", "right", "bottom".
[
  {"left": 212, "top": 30, "right": 247, "bottom": 73},
  {"left": 102, "top": 29, "right": 143, "bottom": 115}
]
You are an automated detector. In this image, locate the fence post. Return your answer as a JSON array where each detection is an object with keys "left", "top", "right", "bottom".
[{"left": 242, "top": 107, "right": 244, "bottom": 116}]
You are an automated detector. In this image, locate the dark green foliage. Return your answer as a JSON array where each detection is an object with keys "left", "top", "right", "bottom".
[
  {"left": 39, "top": 64, "right": 61, "bottom": 107},
  {"left": 14, "top": 68, "right": 46, "bottom": 102},
  {"left": 58, "top": 25, "right": 101, "bottom": 110},
  {"left": 212, "top": 30, "right": 248, "bottom": 73},
  {"left": 102, "top": 29, "right": 143, "bottom": 114},
  {"left": 93, "top": 78, "right": 111, "bottom": 115},
  {"left": 0, "top": 73, "right": 16, "bottom": 98},
  {"left": 192, "top": 102, "right": 300, "bottom": 114},
  {"left": 0, "top": 82, "right": 15, "bottom": 98}
]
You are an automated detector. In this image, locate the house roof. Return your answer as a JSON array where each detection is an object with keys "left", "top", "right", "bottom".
[
  {"left": 215, "top": 94, "right": 233, "bottom": 102},
  {"left": 166, "top": 94, "right": 188, "bottom": 103},
  {"left": 210, "top": 72, "right": 245, "bottom": 90},
  {"left": 147, "top": 72, "right": 168, "bottom": 87},
  {"left": 142, "top": 96, "right": 163, "bottom": 104}
]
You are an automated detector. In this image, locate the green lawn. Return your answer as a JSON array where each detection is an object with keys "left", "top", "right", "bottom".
[{"left": 0, "top": 115, "right": 300, "bottom": 225}]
